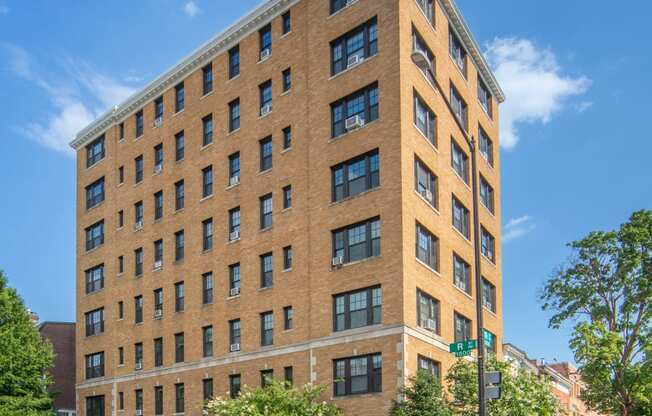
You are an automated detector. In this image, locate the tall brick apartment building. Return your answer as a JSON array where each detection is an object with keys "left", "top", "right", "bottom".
[{"left": 70, "top": 0, "right": 504, "bottom": 415}]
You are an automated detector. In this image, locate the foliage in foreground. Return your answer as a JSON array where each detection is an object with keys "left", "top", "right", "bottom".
[
  {"left": 390, "top": 370, "right": 452, "bottom": 416},
  {"left": 206, "top": 381, "right": 342, "bottom": 416}
]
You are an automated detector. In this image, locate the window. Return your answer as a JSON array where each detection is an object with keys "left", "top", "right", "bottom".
[
  {"left": 203, "top": 218, "right": 213, "bottom": 251},
  {"left": 134, "top": 296, "right": 143, "bottom": 324},
  {"left": 154, "top": 191, "right": 163, "bottom": 220},
  {"left": 259, "top": 194, "right": 273, "bottom": 230},
  {"left": 85, "top": 308, "right": 104, "bottom": 336},
  {"left": 331, "top": 150, "right": 380, "bottom": 202},
  {"left": 412, "top": 27, "right": 435, "bottom": 81},
  {"left": 175, "top": 282, "right": 185, "bottom": 312},
  {"left": 175, "top": 230, "right": 184, "bottom": 261},
  {"left": 282, "top": 126, "right": 292, "bottom": 149},
  {"left": 154, "top": 338, "right": 163, "bottom": 367},
  {"left": 416, "top": 222, "right": 438, "bottom": 270},
  {"left": 260, "top": 252, "right": 273, "bottom": 288},
  {"left": 175, "top": 131, "right": 185, "bottom": 161},
  {"left": 135, "top": 155, "right": 144, "bottom": 183},
  {"left": 229, "top": 263, "right": 241, "bottom": 294},
  {"left": 175, "top": 383, "right": 184, "bottom": 414},
  {"left": 202, "top": 63, "right": 213, "bottom": 95},
  {"left": 261, "top": 312, "right": 274, "bottom": 346},
  {"left": 259, "top": 80, "right": 273, "bottom": 115},
  {"left": 118, "top": 301, "right": 124, "bottom": 320},
  {"left": 203, "top": 325, "right": 214, "bottom": 357},
  {"left": 154, "top": 289, "right": 163, "bottom": 316},
  {"left": 202, "top": 165, "right": 213, "bottom": 198},
  {"left": 283, "top": 246, "right": 293, "bottom": 270},
  {"left": 175, "top": 82, "right": 185, "bottom": 112},
  {"left": 154, "top": 386, "right": 163, "bottom": 415},
  {"left": 332, "top": 217, "right": 381, "bottom": 264},
  {"left": 228, "top": 45, "right": 240, "bottom": 79},
  {"left": 284, "top": 366, "right": 294, "bottom": 385},
  {"left": 330, "top": 0, "right": 354, "bottom": 14},
  {"left": 334, "top": 286, "right": 381, "bottom": 331},
  {"left": 480, "top": 176, "right": 494, "bottom": 214},
  {"left": 451, "top": 139, "right": 469, "bottom": 183},
  {"left": 229, "top": 98, "right": 240, "bottom": 132},
  {"left": 452, "top": 196, "right": 470, "bottom": 238},
  {"left": 478, "top": 77, "right": 493, "bottom": 118},
  {"left": 414, "top": 91, "right": 436, "bottom": 145},
  {"left": 331, "top": 83, "right": 379, "bottom": 137},
  {"left": 118, "top": 166, "right": 124, "bottom": 184},
  {"left": 118, "top": 255, "right": 124, "bottom": 274},
  {"left": 135, "top": 110, "right": 144, "bottom": 138},
  {"left": 86, "top": 135, "right": 105, "bottom": 168},
  {"left": 229, "top": 207, "right": 240, "bottom": 240},
  {"left": 417, "top": 290, "right": 439, "bottom": 333},
  {"left": 416, "top": 0, "right": 434, "bottom": 24},
  {"left": 134, "top": 248, "right": 143, "bottom": 277},
  {"left": 450, "top": 85, "right": 468, "bottom": 130},
  {"left": 134, "top": 201, "right": 144, "bottom": 225},
  {"left": 333, "top": 353, "right": 382, "bottom": 396},
  {"left": 85, "top": 352, "right": 104, "bottom": 379},
  {"left": 154, "top": 143, "right": 164, "bottom": 170},
  {"left": 203, "top": 378, "right": 214, "bottom": 401},
  {"left": 282, "top": 11, "right": 291, "bottom": 34},
  {"left": 481, "top": 227, "right": 495, "bottom": 263},
  {"left": 117, "top": 347, "right": 125, "bottom": 366},
  {"left": 118, "top": 391, "right": 124, "bottom": 410},
  {"left": 259, "top": 24, "right": 272, "bottom": 59},
  {"left": 449, "top": 29, "right": 467, "bottom": 76},
  {"left": 202, "top": 272, "right": 213, "bottom": 304},
  {"left": 478, "top": 126, "right": 494, "bottom": 166},
  {"left": 259, "top": 137, "right": 273, "bottom": 171},
  {"left": 229, "top": 375, "right": 241, "bottom": 398},
  {"left": 119, "top": 122, "right": 125, "bottom": 141},
  {"left": 454, "top": 312, "right": 472, "bottom": 342},
  {"left": 261, "top": 370, "right": 274, "bottom": 387},
  {"left": 282, "top": 68, "right": 291, "bottom": 92},
  {"left": 134, "top": 343, "right": 143, "bottom": 368},
  {"left": 283, "top": 306, "right": 293, "bottom": 330},
  {"left": 202, "top": 114, "right": 213, "bottom": 146},
  {"left": 85, "top": 264, "right": 104, "bottom": 294},
  {"left": 229, "top": 319, "right": 241, "bottom": 349},
  {"left": 482, "top": 278, "right": 496, "bottom": 313},
  {"left": 414, "top": 157, "right": 437, "bottom": 208},
  {"left": 85, "top": 220, "right": 104, "bottom": 251},
  {"left": 154, "top": 96, "right": 164, "bottom": 122},
  {"left": 175, "top": 333, "right": 184, "bottom": 363},
  {"left": 135, "top": 390, "right": 144, "bottom": 413},
  {"left": 86, "top": 395, "right": 105, "bottom": 416},
  {"left": 453, "top": 254, "right": 471, "bottom": 294},
  {"left": 228, "top": 152, "right": 240, "bottom": 184},
  {"left": 86, "top": 177, "right": 105, "bottom": 209},
  {"left": 330, "top": 17, "right": 377, "bottom": 75},
  {"left": 418, "top": 355, "right": 440, "bottom": 380},
  {"left": 175, "top": 180, "right": 184, "bottom": 211},
  {"left": 154, "top": 239, "right": 163, "bottom": 266}
]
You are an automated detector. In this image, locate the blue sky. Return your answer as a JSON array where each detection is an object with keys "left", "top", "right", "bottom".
[{"left": 0, "top": 0, "right": 650, "bottom": 364}]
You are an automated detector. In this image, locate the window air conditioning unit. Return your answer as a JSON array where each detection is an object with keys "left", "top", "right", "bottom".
[
  {"left": 154, "top": 260, "right": 163, "bottom": 269},
  {"left": 230, "top": 343, "right": 241, "bottom": 352},
  {"left": 229, "top": 175, "right": 240, "bottom": 186},
  {"left": 154, "top": 116, "right": 163, "bottom": 128},
  {"left": 136, "top": 410, "right": 144, "bottom": 416},
  {"left": 135, "top": 362, "right": 143, "bottom": 371},
  {"left": 411, "top": 49, "right": 431, "bottom": 71},
  {"left": 134, "top": 221, "right": 143, "bottom": 231},
  {"left": 345, "top": 115, "right": 365, "bottom": 131},
  {"left": 230, "top": 287, "right": 240, "bottom": 297},
  {"left": 154, "top": 309, "right": 163, "bottom": 319},
  {"left": 260, "top": 48, "right": 271, "bottom": 61},
  {"left": 261, "top": 103, "right": 272, "bottom": 116},
  {"left": 424, "top": 319, "right": 437, "bottom": 331},
  {"left": 230, "top": 231, "right": 240, "bottom": 241},
  {"left": 332, "top": 256, "right": 344, "bottom": 267},
  {"left": 347, "top": 54, "right": 362, "bottom": 68},
  {"left": 424, "top": 189, "right": 433, "bottom": 201},
  {"left": 154, "top": 164, "right": 162, "bottom": 174}
]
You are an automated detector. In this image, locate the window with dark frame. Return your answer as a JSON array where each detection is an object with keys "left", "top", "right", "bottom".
[
  {"left": 229, "top": 374, "right": 241, "bottom": 398},
  {"left": 331, "top": 83, "right": 379, "bottom": 137},
  {"left": 154, "top": 386, "right": 163, "bottom": 415},
  {"left": 154, "top": 143, "right": 164, "bottom": 170},
  {"left": 175, "top": 333, "right": 184, "bottom": 363},
  {"left": 229, "top": 319, "right": 241, "bottom": 349},
  {"left": 412, "top": 27, "right": 436, "bottom": 81},
  {"left": 282, "top": 68, "right": 291, "bottom": 92},
  {"left": 118, "top": 301, "right": 124, "bottom": 320},
  {"left": 449, "top": 29, "right": 467, "bottom": 76},
  {"left": 175, "top": 383, "right": 184, "bottom": 414},
  {"left": 203, "top": 325, "right": 213, "bottom": 358},
  {"left": 134, "top": 248, "right": 143, "bottom": 277},
  {"left": 118, "top": 391, "right": 124, "bottom": 410},
  {"left": 154, "top": 96, "right": 164, "bottom": 122},
  {"left": 202, "top": 165, "right": 213, "bottom": 198},
  {"left": 259, "top": 137, "right": 273, "bottom": 171},
  {"left": 202, "top": 272, "right": 213, "bottom": 304},
  {"left": 118, "top": 255, "right": 124, "bottom": 274},
  {"left": 333, "top": 286, "right": 381, "bottom": 332},
  {"left": 452, "top": 196, "right": 470, "bottom": 238},
  {"left": 134, "top": 343, "right": 143, "bottom": 368},
  {"left": 175, "top": 82, "right": 185, "bottom": 112},
  {"left": 283, "top": 306, "right": 293, "bottom": 330},
  {"left": 260, "top": 252, "right": 273, "bottom": 288},
  {"left": 454, "top": 312, "right": 472, "bottom": 342},
  {"left": 450, "top": 84, "right": 468, "bottom": 130},
  {"left": 175, "top": 180, "right": 184, "bottom": 211},
  {"left": 417, "top": 289, "right": 440, "bottom": 333},
  {"left": 229, "top": 98, "right": 240, "bottom": 132},
  {"left": 134, "top": 296, "right": 143, "bottom": 324},
  {"left": 175, "top": 131, "right": 185, "bottom": 161},
  {"left": 478, "top": 77, "right": 493, "bottom": 118},
  {"left": 418, "top": 355, "right": 441, "bottom": 381},
  {"left": 154, "top": 338, "right": 163, "bottom": 367},
  {"left": 414, "top": 90, "right": 436, "bottom": 145},
  {"left": 229, "top": 152, "right": 240, "bottom": 184},
  {"left": 282, "top": 126, "right": 292, "bottom": 149},
  {"left": 153, "top": 239, "right": 163, "bottom": 266},
  {"left": 203, "top": 378, "right": 214, "bottom": 401},
  {"left": 481, "top": 227, "right": 496, "bottom": 263},
  {"left": 478, "top": 126, "right": 494, "bottom": 166},
  {"left": 175, "top": 282, "right": 185, "bottom": 312},
  {"left": 260, "top": 193, "right": 273, "bottom": 230},
  {"left": 86, "top": 395, "right": 105, "bottom": 416},
  {"left": 282, "top": 11, "right": 291, "bottom": 34},
  {"left": 333, "top": 353, "right": 382, "bottom": 396},
  {"left": 119, "top": 123, "right": 125, "bottom": 141},
  {"left": 332, "top": 217, "right": 381, "bottom": 264},
  {"left": 203, "top": 218, "right": 213, "bottom": 251},
  {"left": 482, "top": 278, "right": 496, "bottom": 313},
  {"left": 330, "top": 0, "right": 355, "bottom": 14},
  {"left": 282, "top": 185, "right": 292, "bottom": 209},
  {"left": 451, "top": 139, "right": 469, "bottom": 183},
  {"left": 259, "top": 80, "right": 272, "bottom": 115},
  {"left": 330, "top": 17, "right": 377, "bottom": 75},
  {"left": 85, "top": 264, "right": 104, "bottom": 294},
  {"left": 86, "top": 135, "right": 105, "bottom": 168},
  {"left": 134, "top": 155, "right": 144, "bottom": 183},
  {"left": 416, "top": 222, "right": 438, "bottom": 270},
  {"left": 202, "top": 114, "right": 213, "bottom": 146},
  {"left": 261, "top": 369, "right": 274, "bottom": 387},
  {"left": 202, "top": 63, "right": 213, "bottom": 95},
  {"left": 228, "top": 45, "right": 240, "bottom": 79},
  {"left": 259, "top": 24, "right": 272, "bottom": 59},
  {"left": 453, "top": 254, "right": 471, "bottom": 295},
  {"left": 415, "top": 0, "right": 435, "bottom": 24},
  {"left": 229, "top": 263, "right": 241, "bottom": 294},
  {"left": 154, "top": 288, "right": 163, "bottom": 316},
  {"left": 134, "top": 201, "right": 143, "bottom": 225},
  {"left": 154, "top": 190, "right": 163, "bottom": 220},
  {"left": 86, "top": 177, "right": 105, "bottom": 209},
  {"left": 284, "top": 366, "right": 294, "bottom": 385},
  {"left": 85, "top": 220, "right": 104, "bottom": 251},
  {"left": 480, "top": 175, "right": 494, "bottom": 214},
  {"left": 118, "top": 210, "right": 124, "bottom": 228},
  {"left": 118, "top": 166, "right": 124, "bottom": 184},
  {"left": 414, "top": 157, "right": 437, "bottom": 208},
  {"left": 135, "top": 110, "right": 144, "bottom": 138},
  {"left": 260, "top": 311, "right": 274, "bottom": 346},
  {"left": 283, "top": 246, "right": 293, "bottom": 270},
  {"left": 331, "top": 150, "right": 379, "bottom": 202},
  {"left": 229, "top": 207, "right": 241, "bottom": 240},
  {"left": 85, "top": 352, "right": 104, "bottom": 379},
  {"left": 175, "top": 230, "right": 184, "bottom": 261}
]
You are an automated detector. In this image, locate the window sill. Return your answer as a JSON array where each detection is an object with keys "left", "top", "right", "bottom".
[
  {"left": 258, "top": 286, "right": 273, "bottom": 293},
  {"left": 415, "top": 258, "right": 441, "bottom": 277},
  {"left": 451, "top": 167, "right": 472, "bottom": 191},
  {"left": 226, "top": 74, "right": 240, "bottom": 83},
  {"left": 414, "top": 190, "right": 439, "bottom": 215},
  {"left": 280, "top": 30, "right": 292, "bottom": 39},
  {"left": 202, "top": 248, "right": 214, "bottom": 255},
  {"left": 227, "top": 128, "right": 241, "bottom": 137},
  {"left": 415, "top": 4, "right": 437, "bottom": 34},
  {"left": 134, "top": 135, "right": 144, "bottom": 142},
  {"left": 152, "top": 265, "right": 163, "bottom": 272},
  {"left": 117, "top": 182, "right": 124, "bottom": 188},
  {"left": 227, "top": 293, "right": 241, "bottom": 300},
  {"left": 227, "top": 237, "right": 241, "bottom": 245},
  {"left": 174, "top": 208, "right": 185, "bottom": 215},
  {"left": 133, "top": 181, "right": 144, "bottom": 188},
  {"left": 258, "top": 110, "right": 272, "bottom": 120},
  {"left": 327, "top": 0, "right": 359, "bottom": 19},
  {"left": 118, "top": 138, "right": 125, "bottom": 144},
  {"left": 452, "top": 226, "right": 472, "bottom": 245},
  {"left": 200, "top": 90, "right": 215, "bottom": 100},
  {"left": 116, "top": 272, "right": 124, "bottom": 277},
  {"left": 280, "top": 89, "right": 291, "bottom": 97},
  {"left": 173, "top": 108, "right": 185, "bottom": 118},
  {"left": 481, "top": 202, "right": 496, "bottom": 218},
  {"left": 484, "top": 306, "right": 498, "bottom": 317},
  {"left": 257, "top": 54, "right": 272, "bottom": 64},
  {"left": 85, "top": 158, "right": 105, "bottom": 171},
  {"left": 281, "top": 207, "right": 292, "bottom": 213},
  {"left": 328, "top": 53, "right": 377, "bottom": 81},
  {"left": 226, "top": 181, "right": 240, "bottom": 190},
  {"left": 481, "top": 254, "right": 496, "bottom": 267},
  {"left": 329, "top": 119, "right": 379, "bottom": 143},
  {"left": 116, "top": 226, "right": 124, "bottom": 231},
  {"left": 332, "top": 255, "right": 380, "bottom": 271},
  {"left": 453, "top": 284, "right": 473, "bottom": 300},
  {"left": 449, "top": 57, "right": 469, "bottom": 83},
  {"left": 200, "top": 194, "right": 214, "bottom": 203},
  {"left": 414, "top": 325, "right": 444, "bottom": 343},
  {"left": 281, "top": 146, "right": 292, "bottom": 154},
  {"left": 201, "top": 142, "right": 214, "bottom": 151},
  {"left": 84, "top": 244, "right": 104, "bottom": 255},
  {"left": 258, "top": 168, "right": 272, "bottom": 176},
  {"left": 413, "top": 123, "right": 439, "bottom": 152},
  {"left": 83, "top": 288, "right": 104, "bottom": 298},
  {"left": 282, "top": 267, "right": 292, "bottom": 273},
  {"left": 85, "top": 201, "right": 105, "bottom": 213},
  {"left": 331, "top": 392, "right": 383, "bottom": 401},
  {"left": 329, "top": 186, "right": 381, "bottom": 207}
]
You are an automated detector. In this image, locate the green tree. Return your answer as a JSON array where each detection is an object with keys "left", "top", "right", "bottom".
[
  {"left": 390, "top": 370, "right": 452, "bottom": 416},
  {"left": 0, "top": 270, "right": 54, "bottom": 416},
  {"left": 206, "top": 381, "right": 342, "bottom": 416},
  {"left": 541, "top": 210, "right": 652, "bottom": 416},
  {"left": 445, "top": 357, "right": 562, "bottom": 416}
]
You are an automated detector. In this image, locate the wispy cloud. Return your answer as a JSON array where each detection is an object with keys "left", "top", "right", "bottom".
[
  {"left": 183, "top": 1, "right": 201, "bottom": 17},
  {"left": 503, "top": 215, "right": 536, "bottom": 242},
  {"left": 485, "top": 38, "right": 591, "bottom": 149},
  {"left": 1, "top": 44, "right": 138, "bottom": 156},
  {"left": 0, "top": 5, "right": 9, "bottom": 14}
]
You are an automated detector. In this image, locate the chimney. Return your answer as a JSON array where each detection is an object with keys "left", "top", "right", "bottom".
[{"left": 28, "top": 309, "right": 39, "bottom": 325}]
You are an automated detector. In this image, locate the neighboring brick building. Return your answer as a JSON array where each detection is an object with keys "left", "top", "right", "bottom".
[
  {"left": 39, "top": 322, "right": 76, "bottom": 416},
  {"left": 70, "top": 1, "right": 504, "bottom": 415}
]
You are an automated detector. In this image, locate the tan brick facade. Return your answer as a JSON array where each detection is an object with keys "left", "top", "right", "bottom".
[{"left": 73, "top": 1, "right": 503, "bottom": 415}]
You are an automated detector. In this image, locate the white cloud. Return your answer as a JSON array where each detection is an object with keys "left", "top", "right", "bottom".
[
  {"left": 183, "top": 1, "right": 201, "bottom": 17},
  {"left": 503, "top": 215, "right": 536, "bottom": 242},
  {"left": 485, "top": 38, "right": 591, "bottom": 149},
  {"left": 0, "top": 5, "right": 9, "bottom": 14},
  {"left": 2, "top": 44, "right": 137, "bottom": 156}
]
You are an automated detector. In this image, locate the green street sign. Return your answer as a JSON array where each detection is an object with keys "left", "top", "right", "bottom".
[
  {"left": 449, "top": 340, "right": 477, "bottom": 353},
  {"left": 454, "top": 350, "right": 472, "bottom": 358},
  {"left": 483, "top": 329, "right": 494, "bottom": 347}
]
